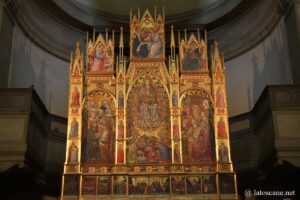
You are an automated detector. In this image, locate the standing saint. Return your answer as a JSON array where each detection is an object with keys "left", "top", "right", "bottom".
[
  {"left": 117, "top": 143, "right": 124, "bottom": 164},
  {"left": 218, "top": 143, "right": 229, "bottom": 162},
  {"left": 216, "top": 87, "right": 225, "bottom": 107},
  {"left": 173, "top": 120, "right": 179, "bottom": 139},
  {"left": 172, "top": 91, "right": 178, "bottom": 107},
  {"left": 217, "top": 117, "right": 227, "bottom": 138},
  {"left": 118, "top": 90, "right": 124, "bottom": 108},
  {"left": 69, "top": 117, "right": 79, "bottom": 138},
  {"left": 70, "top": 86, "right": 80, "bottom": 108},
  {"left": 118, "top": 121, "right": 124, "bottom": 139},
  {"left": 68, "top": 143, "right": 78, "bottom": 164}
]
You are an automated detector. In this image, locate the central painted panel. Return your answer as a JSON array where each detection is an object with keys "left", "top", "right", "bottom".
[{"left": 126, "top": 73, "right": 171, "bottom": 164}]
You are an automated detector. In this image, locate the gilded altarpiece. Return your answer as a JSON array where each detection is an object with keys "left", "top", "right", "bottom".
[{"left": 61, "top": 9, "right": 238, "bottom": 200}]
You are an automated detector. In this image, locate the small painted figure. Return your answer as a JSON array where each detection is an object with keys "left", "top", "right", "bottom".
[
  {"left": 218, "top": 142, "right": 229, "bottom": 162},
  {"left": 182, "top": 42, "right": 203, "bottom": 71},
  {"left": 172, "top": 91, "right": 178, "bottom": 107},
  {"left": 68, "top": 143, "right": 78, "bottom": 164},
  {"left": 118, "top": 90, "right": 124, "bottom": 108},
  {"left": 174, "top": 143, "right": 180, "bottom": 163},
  {"left": 118, "top": 121, "right": 124, "bottom": 139},
  {"left": 216, "top": 86, "right": 225, "bottom": 107},
  {"left": 70, "top": 86, "right": 80, "bottom": 108},
  {"left": 117, "top": 143, "right": 124, "bottom": 164},
  {"left": 173, "top": 120, "right": 179, "bottom": 139},
  {"left": 69, "top": 117, "right": 79, "bottom": 138},
  {"left": 217, "top": 117, "right": 227, "bottom": 138}
]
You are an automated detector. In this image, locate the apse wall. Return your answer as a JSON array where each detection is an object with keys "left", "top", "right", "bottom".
[
  {"left": 225, "top": 19, "right": 293, "bottom": 117},
  {"left": 8, "top": 26, "right": 70, "bottom": 117}
]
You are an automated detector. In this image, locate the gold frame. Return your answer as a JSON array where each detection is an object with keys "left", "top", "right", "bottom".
[{"left": 61, "top": 8, "right": 238, "bottom": 200}]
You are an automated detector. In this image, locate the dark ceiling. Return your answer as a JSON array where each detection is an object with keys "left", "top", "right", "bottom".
[{"left": 6, "top": 0, "right": 288, "bottom": 61}]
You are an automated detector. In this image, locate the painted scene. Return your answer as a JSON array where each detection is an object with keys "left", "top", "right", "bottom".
[
  {"left": 97, "top": 176, "right": 112, "bottom": 195},
  {"left": 63, "top": 175, "right": 79, "bottom": 196},
  {"left": 81, "top": 92, "right": 116, "bottom": 165},
  {"left": 181, "top": 92, "right": 216, "bottom": 164},
  {"left": 82, "top": 176, "right": 97, "bottom": 195},
  {"left": 202, "top": 175, "right": 217, "bottom": 194},
  {"left": 219, "top": 174, "right": 236, "bottom": 194},
  {"left": 186, "top": 176, "right": 202, "bottom": 194},
  {"left": 87, "top": 40, "right": 114, "bottom": 73},
  {"left": 132, "top": 12, "right": 163, "bottom": 58},
  {"left": 128, "top": 176, "right": 169, "bottom": 195},
  {"left": 171, "top": 176, "right": 185, "bottom": 194},
  {"left": 126, "top": 76, "right": 171, "bottom": 164},
  {"left": 181, "top": 38, "right": 207, "bottom": 71},
  {"left": 113, "top": 176, "right": 127, "bottom": 195}
]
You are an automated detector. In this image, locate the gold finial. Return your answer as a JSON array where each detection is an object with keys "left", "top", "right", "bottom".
[
  {"left": 112, "top": 29, "right": 115, "bottom": 44},
  {"left": 93, "top": 27, "right": 95, "bottom": 43},
  {"left": 214, "top": 39, "right": 218, "bottom": 47},
  {"left": 197, "top": 28, "right": 200, "bottom": 42},
  {"left": 119, "top": 27, "right": 124, "bottom": 48},
  {"left": 106, "top": 28, "right": 108, "bottom": 42},
  {"left": 205, "top": 29, "right": 207, "bottom": 44},
  {"left": 119, "top": 27, "right": 124, "bottom": 62},
  {"left": 154, "top": 6, "right": 157, "bottom": 21},
  {"left": 69, "top": 52, "right": 73, "bottom": 74},
  {"left": 178, "top": 30, "right": 181, "bottom": 46},
  {"left": 116, "top": 55, "right": 119, "bottom": 73},
  {"left": 86, "top": 31, "right": 89, "bottom": 48},
  {"left": 171, "top": 25, "right": 175, "bottom": 47},
  {"left": 130, "top": 9, "right": 132, "bottom": 24},
  {"left": 171, "top": 25, "right": 175, "bottom": 61},
  {"left": 75, "top": 41, "right": 80, "bottom": 56},
  {"left": 184, "top": 29, "right": 187, "bottom": 42}
]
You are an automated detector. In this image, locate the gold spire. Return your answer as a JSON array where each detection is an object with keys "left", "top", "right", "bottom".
[
  {"left": 119, "top": 27, "right": 124, "bottom": 48},
  {"left": 69, "top": 52, "right": 73, "bottom": 73},
  {"left": 75, "top": 41, "right": 80, "bottom": 57},
  {"left": 212, "top": 40, "right": 221, "bottom": 70},
  {"left": 106, "top": 28, "right": 108, "bottom": 43},
  {"left": 119, "top": 27, "right": 124, "bottom": 63},
  {"left": 86, "top": 31, "right": 89, "bottom": 49},
  {"left": 93, "top": 27, "right": 95, "bottom": 43},
  {"left": 171, "top": 25, "right": 175, "bottom": 47},
  {"left": 178, "top": 30, "right": 181, "bottom": 47},
  {"left": 170, "top": 25, "right": 175, "bottom": 61},
  {"left": 154, "top": 6, "right": 157, "bottom": 21}
]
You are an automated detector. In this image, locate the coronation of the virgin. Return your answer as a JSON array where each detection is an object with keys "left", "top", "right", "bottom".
[{"left": 0, "top": 1, "right": 300, "bottom": 200}]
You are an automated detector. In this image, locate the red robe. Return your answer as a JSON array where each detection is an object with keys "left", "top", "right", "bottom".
[
  {"left": 216, "top": 88, "right": 225, "bottom": 107},
  {"left": 117, "top": 147, "right": 124, "bottom": 164},
  {"left": 71, "top": 90, "right": 80, "bottom": 107},
  {"left": 218, "top": 120, "right": 227, "bottom": 138}
]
